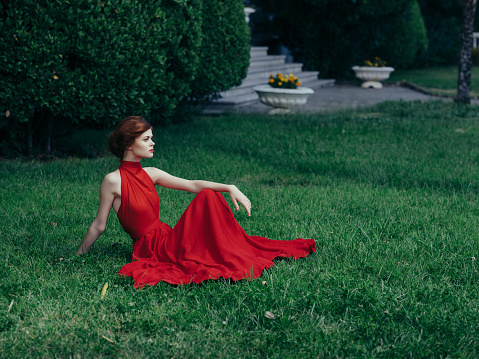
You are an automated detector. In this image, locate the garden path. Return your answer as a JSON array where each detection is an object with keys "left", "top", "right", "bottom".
[{"left": 232, "top": 83, "right": 456, "bottom": 114}]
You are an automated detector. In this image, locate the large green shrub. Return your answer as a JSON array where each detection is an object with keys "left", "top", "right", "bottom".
[
  {"left": 187, "top": 0, "right": 250, "bottom": 103},
  {"left": 256, "top": 0, "right": 428, "bottom": 77},
  {"left": 0, "top": 0, "right": 249, "bottom": 156},
  {"left": 0, "top": 0, "right": 202, "bottom": 155},
  {"left": 375, "top": 0, "right": 428, "bottom": 68}
]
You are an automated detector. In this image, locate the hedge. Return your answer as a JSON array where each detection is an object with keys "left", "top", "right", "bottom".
[
  {"left": 188, "top": 0, "right": 250, "bottom": 103},
  {"left": 0, "top": 0, "right": 250, "bottom": 156}
]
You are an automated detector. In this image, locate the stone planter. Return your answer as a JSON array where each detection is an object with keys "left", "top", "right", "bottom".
[
  {"left": 253, "top": 85, "right": 314, "bottom": 114},
  {"left": 351, "top": 66, "right": 395, "bottom": 89},
  {"left": 244, "top": 7, "right": 256, "bottom": 23}
]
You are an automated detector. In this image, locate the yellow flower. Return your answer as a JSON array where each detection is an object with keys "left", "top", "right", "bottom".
[
  {"left": 268, "top": 72, "right": 301, "bottom": 88},
  {"left": 53, "top": 75, "right": 59, "bottom": 80},
  {"left": 297, "top": 82, "right": 301, "bottom": 86}
]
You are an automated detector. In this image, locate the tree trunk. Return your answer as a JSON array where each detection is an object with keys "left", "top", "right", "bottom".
[
  {"left": 43, "top": 114, "right": 55, "bottom": 154},
  {"left": 456, "top": 0, "right": 478, "bottom": 104},
  {"left": 26, "top": 108, "right": 35, "bottom": 157}
]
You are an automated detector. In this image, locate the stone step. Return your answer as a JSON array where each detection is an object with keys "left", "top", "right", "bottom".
[
  {"left": 213, "top": 92, "right": 259, "bottom": 106},
  {"left": 299, "top": 78, "right": 335, "bottom": 89},
  {"left": 218, "top": 87, "right": 256, "bottom": 98},
  {"left": 248, "top": 63, "right": 304, "bottom": 76},
  {"left": 250, "top": 46, "right": 269, "bottom": 58},
  {"left": 249, "top": 55, "right": 287, "bottom": 67}
]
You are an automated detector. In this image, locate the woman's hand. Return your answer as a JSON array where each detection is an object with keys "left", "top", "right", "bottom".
[{"left": 229, "top": 185, "right": 251, "bottom": 216}]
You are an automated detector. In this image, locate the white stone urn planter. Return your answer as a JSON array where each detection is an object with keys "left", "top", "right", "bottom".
[
  {"left": 253, "top": 85, "right": 315, "bottom": 114},
  {"left": 244, "top": 7, "right": 256, "bottom": 23},
  {"left": 351, "top": 66, "right": 395, "bottom": 89}
]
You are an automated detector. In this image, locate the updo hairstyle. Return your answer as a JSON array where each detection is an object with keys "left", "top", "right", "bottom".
[{"left": 108, "top": 116, "right": 152, "bottom": 159}]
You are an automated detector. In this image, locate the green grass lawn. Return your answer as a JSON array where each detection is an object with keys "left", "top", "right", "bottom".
[
  {"left": 388, "top": 66, "right": 479, "bottom": 98},
  {"left": 2, "top": 101, "right": 479, "bottom": 357}
]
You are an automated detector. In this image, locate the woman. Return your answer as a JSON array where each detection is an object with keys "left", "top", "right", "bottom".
[{"left": 76, "top": 116, "right": 316, "bottom": 288}]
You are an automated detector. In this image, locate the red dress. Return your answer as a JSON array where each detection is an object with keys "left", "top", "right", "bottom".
[{"left": 117, "top": 161, "right": 316, "bottom": 288}]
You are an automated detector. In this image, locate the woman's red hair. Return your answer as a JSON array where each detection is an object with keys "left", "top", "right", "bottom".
[{"left": 108, "top": 116, "right": 152, "bottom": 159}]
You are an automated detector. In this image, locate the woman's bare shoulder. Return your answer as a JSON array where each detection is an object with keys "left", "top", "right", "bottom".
[
  {"left": 143, "top": 167, "right": 166, "bottom": 184},
  {"left": 143, "top": 166, "right": 165, "bottom": 178},
  {"left": 103, "top": 169, "right": 120, "bottom": 183},
  {"left": 102, "top": 170, "right": 121, "bottom": 194}
]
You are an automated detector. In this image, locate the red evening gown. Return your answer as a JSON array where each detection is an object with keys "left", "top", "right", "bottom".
[{"left": 117, "top": 161, "right": 316, "bottom": 288}]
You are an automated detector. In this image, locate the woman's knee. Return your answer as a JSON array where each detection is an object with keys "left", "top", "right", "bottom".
[{"left": 197, "top": 188, "right": 216, "bottom": 198}]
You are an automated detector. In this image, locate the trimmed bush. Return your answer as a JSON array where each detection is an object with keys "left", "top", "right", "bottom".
[
  {"left": 0, "top": 0, "right": 250, "bottom": 156},
  {"left": 255, "top": 0, "right": 428, "bottom": 77},
  {"left": 0, "top": 0, "right": 203, "bottom": 155},
  {"left": 376, "top": 0, "right": 428, "bottom": 68},
  {"left": 188, "top": 0, "right": 250, "bottom": 103}
]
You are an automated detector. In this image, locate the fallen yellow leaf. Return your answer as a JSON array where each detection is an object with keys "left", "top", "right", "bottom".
[
  {"left": 100, "top": 282, "right": 108, "bottom": 300},
  {"left": 7, "top": 300, "right": 14, "bottom": 314},
  {"left": 102, "top": 335, "right": 114, "bottom": 343}
]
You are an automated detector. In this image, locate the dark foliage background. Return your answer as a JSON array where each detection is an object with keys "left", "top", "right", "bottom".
[
  {"left": 254, "top": 0, "right": 428, "bottom": 77},
  {"left": 416, "top": 0, "right": 463, "bottom": 67}
]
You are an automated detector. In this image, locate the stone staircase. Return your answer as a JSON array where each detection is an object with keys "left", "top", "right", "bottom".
[{"left": 204, "top": 46, "right": 335, "bottom": 113}]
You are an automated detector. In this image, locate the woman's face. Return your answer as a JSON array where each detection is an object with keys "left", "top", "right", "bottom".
[{"left": 127, "top": 129, "right": 155, "bottom": 159}]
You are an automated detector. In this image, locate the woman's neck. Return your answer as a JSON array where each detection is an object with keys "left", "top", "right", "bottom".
[{"left": 123, "top": 153, "right": 142, "bottom": 162}]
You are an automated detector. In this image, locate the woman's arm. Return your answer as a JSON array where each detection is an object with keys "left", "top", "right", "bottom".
[
  {"left": 75, "top": 174, "right": 118, "bottom": 255},
  {"left": 145, "top": 168, "right": 251, "bottom": 216}
]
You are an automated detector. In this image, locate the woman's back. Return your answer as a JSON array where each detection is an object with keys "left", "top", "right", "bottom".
[{"left": 116, "top": 161, "right": 161, "bottom": 240}]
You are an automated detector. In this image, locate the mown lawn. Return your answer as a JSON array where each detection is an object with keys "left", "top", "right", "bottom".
[
  {"left": 388, "top": 66, "right": 479, "bottom": 98},
  {"left": 1, "top": 101, "right": 479, "bottom": 358}
]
